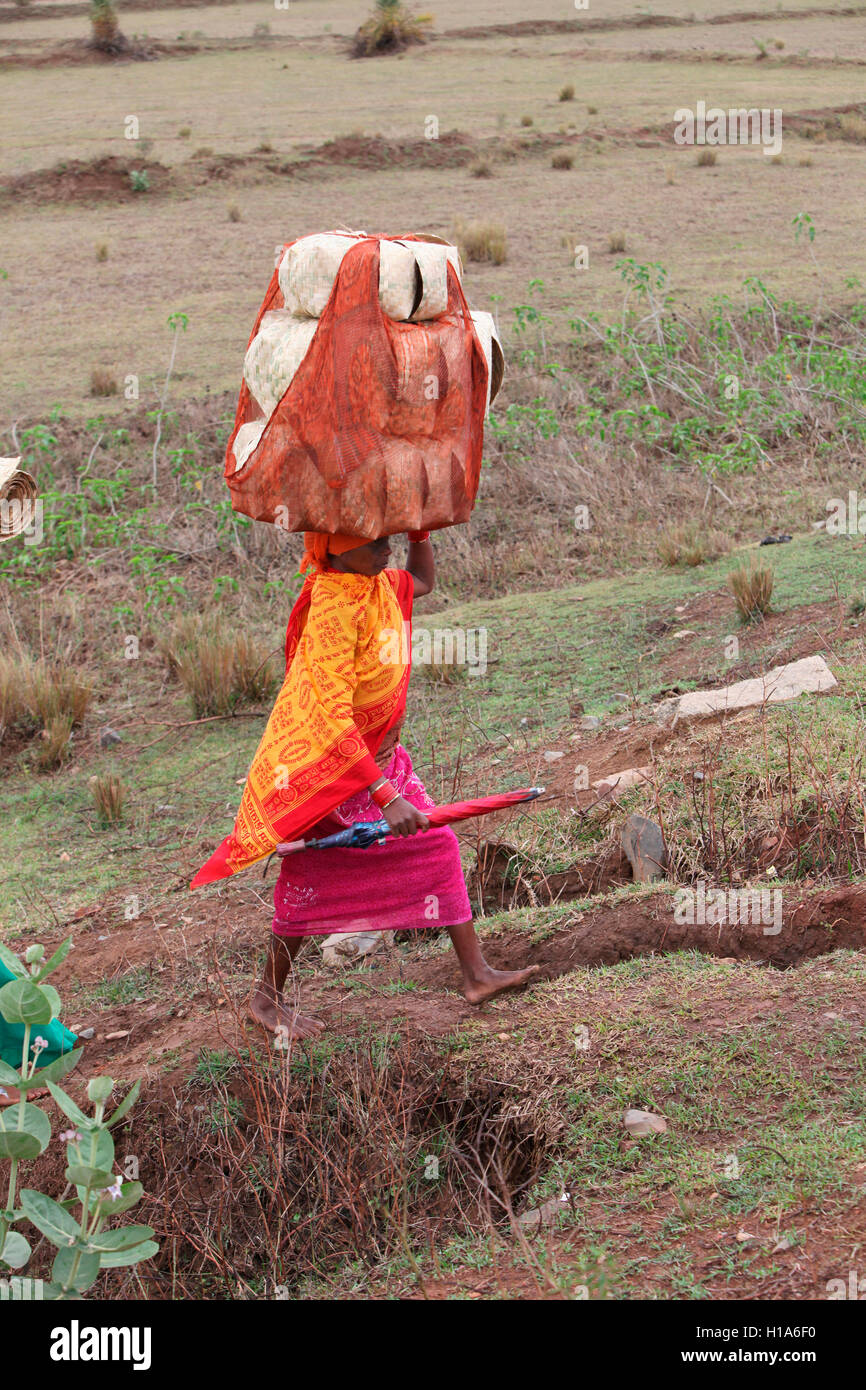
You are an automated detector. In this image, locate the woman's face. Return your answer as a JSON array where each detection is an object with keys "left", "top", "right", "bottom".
[{"left": 330, "top": 537, "right": 392, "bottom": 576}]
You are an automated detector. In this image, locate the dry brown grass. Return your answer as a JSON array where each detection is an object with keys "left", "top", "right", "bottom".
[
  {"left": 558, "top": 84, "right": 574, "bottom": 102},
  {"left": 89, "top": 773, "right": 126, "bottom": 824},
  {"left": 696, "top": 148, "right": 717, "bottom": 167},
  {"left": 470, "top": 158, "right": 493, "bottom": 179},
  {"left": 94, "top": 242, "right": 109, "bottom": 262},
  {"left": 159, "top": 614, "right": 280, "bottom": 718},
  {"left": 0, "top": 655, "right": 92, "bottom": 740},
  {"left": 35, "top": 714, "right": 74, "bottom": 772},
  {"left": 727, "top": 560, "right": 774, "bottom": 622},
  {"left": 551, "top": 152, "right": 573, "bottom": 171},
  {"left": 657, "top": 522, "right": 731, "bottom": 569},
  {"left": 607, "top": 231, "right": 627, "bottom": 254},
  {"left": 453, "top": 217, "right": 507, "bottom": 265},
  {"left": 90, "top": 367, "right": 118, "bottom": 397}
]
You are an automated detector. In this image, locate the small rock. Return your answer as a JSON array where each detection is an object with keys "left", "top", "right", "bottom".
[
  {"left": 74, "top": 1026, "right": 95, "bottom": 1040},
  {"left": 58, "top": 851, "right": 70, "bottom": 863},
  {"left": 105, "top": 1030, "right": 130, "bottom": 1041},
  {"left": 543, "top": 750, "right": 565, "bottom": 762},
  {"left": 579, "top": 715, "right": 601, "bottom": 731},
  {"left": 516, "top": 1192, "right": 571, "bottom": 1230},
  {"left": 624, "top": 1108, "right": 667, "bottom": 1137},
  {"left": 99, "top": 727, "right": 122, "bottom": 748},
  {"left": 622, "top": 814, "right": 668, "bottom": 883},
  {"left": 155, "top": 805, "right": 176, "bottom": 816}
]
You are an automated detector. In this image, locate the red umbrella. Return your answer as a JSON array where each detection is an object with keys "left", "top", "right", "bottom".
[{"left": 275, "top": 786, "right": 544, "bottom": 856}]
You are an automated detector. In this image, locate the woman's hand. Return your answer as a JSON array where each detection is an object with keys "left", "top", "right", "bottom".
[{"left": 382, "top": 796, "right": 430, "bottom": 837}]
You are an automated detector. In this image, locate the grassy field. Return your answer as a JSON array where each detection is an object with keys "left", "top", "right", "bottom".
[{"left": 2, "top": 0, "right": 866, "bottom": 1307}]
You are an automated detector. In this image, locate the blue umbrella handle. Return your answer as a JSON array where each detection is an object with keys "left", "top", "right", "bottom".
[{"left": 307, "top": 820, "right": 390, "bottom": 850}]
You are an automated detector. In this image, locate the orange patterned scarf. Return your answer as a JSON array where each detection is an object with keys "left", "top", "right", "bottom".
[{"left": 191, "top": 566, "right": 413, "bottom": 888}]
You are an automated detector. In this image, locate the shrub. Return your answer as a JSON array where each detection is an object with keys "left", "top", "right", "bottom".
[
  {"left": 696, "top": 148, "right": 717, "bottom": 167},
  {"left": 558, "top": 84, "right": 574, "bottom": 102},
  {"left": 607, "top": 231, "right": 626, "bottom": 253},
  {"left": 351, "top": 0, "right": 432, "bottom": 57},
  {"left": 470, "top": 158, "right": 493, "bottom": 178},
  {"left": 520, "top": 114, "right": 533, "bottom": 127},
  {"left": 228, "top": 203, "right": 242, "bottom": 222},
  {"left": 551, "top": 152, "right": 573, "bottom": 170},
  {"left": 453, "top": 218, "right": 507, "bottom": 265},
  {"left": 727, "top": 561, "right": 774, "bottom": 622},
  {"left": 95, "top": 242, "right": 109, "bottom": 262},
  {"left": 89, "top": 0, "right": 125, "bottom": 53},
  {"left": 128, "top": 169, "right": 150, "bottom": 193},
  {"left": 178, "top": 126, "right": 192, "bottom": 139}
]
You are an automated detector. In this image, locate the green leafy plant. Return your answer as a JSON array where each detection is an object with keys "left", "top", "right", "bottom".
[{"left": 0, "top": 939, "right": 156, "bottom": 1298}]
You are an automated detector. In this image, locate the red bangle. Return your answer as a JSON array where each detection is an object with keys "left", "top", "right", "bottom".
[
  {"left": 408, "top": 530, "right": 430, "bottom": 544},
  {"left": 371, "top": 780, "right": 397, "bottom": 808}
]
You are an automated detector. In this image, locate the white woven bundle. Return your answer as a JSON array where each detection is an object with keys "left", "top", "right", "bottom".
[{"left": 235, "top": 233, "right": 500, "bottom": 474}]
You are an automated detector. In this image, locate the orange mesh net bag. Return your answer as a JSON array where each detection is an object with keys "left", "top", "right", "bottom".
[{"left": 225, "top": 232, "right": 499, "bottom": 538}]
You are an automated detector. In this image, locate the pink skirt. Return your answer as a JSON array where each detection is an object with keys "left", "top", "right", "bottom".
[{"left": 271, "top": 745, "right": 472, "bottom": 937}]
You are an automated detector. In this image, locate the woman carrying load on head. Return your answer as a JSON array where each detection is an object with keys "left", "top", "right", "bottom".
[{"left": 191, "top": 530, "right": 538, "bottom": 1040}]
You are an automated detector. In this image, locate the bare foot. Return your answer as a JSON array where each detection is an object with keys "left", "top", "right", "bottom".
[
  {"left": 249, "top": 986, "right": 325, "bottom": 1040},
  {"left": 462, "top": 964, "right": 540, "bottom": 1006}
]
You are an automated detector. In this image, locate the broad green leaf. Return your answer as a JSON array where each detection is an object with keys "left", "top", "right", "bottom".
[
  {"left": 45, "top": 1080, "right": 93, "bottom": 1130},
  {"left": 106, "top": 1079, "right": 141, "bottom": 1128},
  {"left": 0, "top": 1230, "right": 31, "bottom": 1269},
  {"left": 0, "top": 943, "right": 27, "bottom": 980},
  {"left": 52, "top": 1246, "right": 100, "bottom": 1292},
  {"left": 0, "top": 1059, "right": 22, "bottom": 1086},
  {"left": 31, "top": 938, "right": 72, "bottom": 983},
  {"left": 0, "top": 1102, "right": 51, "bottom": 1159},
  {"left": 88, "top": 1180, "right": 142, "bottom": 1219},
  {"left": 41, "top": 1281, "right": 70, "bottom": 1301},
  {"left": 37, "top": 983, "right": 61, "bottom": 1022},
  {"left": 98, "top": 1240, "right": 158, "bottom": 1268},
  {"left": 16, "top": 1048, "right": 83, "bottom": 1094},
  {"left": 0, "top": 979, "right": 54, "bottom": 1026},
  {"left": 19, "top": 1189, "right": 80, "bottom": 1247},
  {"left": 87, "top": 1223, "right": 154, "bottom": 1253},
  {"left": 65, "top": 1165, "right": 115, "bottom": 1190}
]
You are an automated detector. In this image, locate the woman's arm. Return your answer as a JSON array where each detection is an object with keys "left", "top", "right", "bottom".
[{"left": 406, "top": 533, "right": 434, "bottom": 597}]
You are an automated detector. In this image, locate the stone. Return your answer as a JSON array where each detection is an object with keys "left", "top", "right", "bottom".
[
  {"left": 653, "top": 655, "right": 836, "bottom": 729},
  {"left": 579, "top": 715, "right": 601, "bottom": 731},
  {"left": 621, "top": 812, "right": 668, "bottom": 883},
  {"left": 543, "top": 750, "right": 565, "bottom": 762},
  {"left": 592, "top": 765, "right": 652, "bottom": 796},
  {"left": 624, "top": 1108, "right": 667, "bottom": 1137},
  {"left": 99, "top": 727, "right": 122, "bottom": 748},
  {"left": 515, "top": 1192, "right": 571, "bottom": 1230}
]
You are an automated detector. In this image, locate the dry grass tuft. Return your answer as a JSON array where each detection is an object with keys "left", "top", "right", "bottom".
[
  {"left": 90, "top": 367, "right": 118, "bottom": 397},
  {"left": 470, "top": 158, "right": 493, "bottom": 178},
  {"left": 453, "top": 217, "right": 507, "bottom": 265},
  {"left": 607, "top": 231, "right": 627, "bottom": 254},
  {"left": 696, "top": 148, "right": 717, "bottom": 167},
  {"left": 727, "top": 560, "right": 774, "bottom": 622},
  {"left": 89, "top": 774, "right": 126, "bottom": 825},
  {"left": 35, "top": 715, "right": 74, "bottom": 772},
  {"left": 558, "top": 84, "right": 574, "bottom": 102},
  {"left": 657, "top": 522, "right": 731, "bottom": 568},
  {"left": 551, "top": 151, "right": 573, "bottom": 170},
  {"left": 0, "top": 656, "right": 92, "bottom": 741},
  {"left": 159, "top": 615, "right": 280, "bottom": 718}
]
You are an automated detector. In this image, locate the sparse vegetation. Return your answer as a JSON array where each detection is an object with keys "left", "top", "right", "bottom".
[
  {"left": 90, "top": 367, "right": 118, "bottom": 397},
  {"left": 558, "top": 84, "right": 574, "bottom": 102},
  {"left": 551, "top": 152, "right": 573, "bottom": 170},
  {"left": 696, "top": 148, "right": 717, "bottom": 167},
  {"left": 89, "top": 772, "right": 127, "bottom": 824}
]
